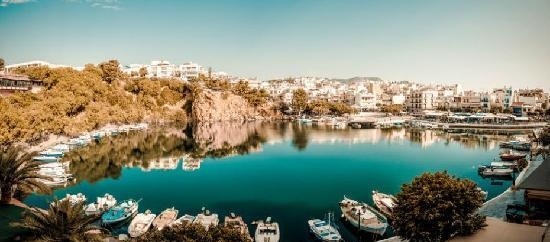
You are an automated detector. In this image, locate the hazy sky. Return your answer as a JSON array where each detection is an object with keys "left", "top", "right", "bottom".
[{"left": 1, "top": 0, "right": 549, "bottom": 90}]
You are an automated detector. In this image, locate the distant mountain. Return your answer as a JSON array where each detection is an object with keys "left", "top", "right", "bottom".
[{"left": 330, "top": 76, "right": 384, "bottom": 83}]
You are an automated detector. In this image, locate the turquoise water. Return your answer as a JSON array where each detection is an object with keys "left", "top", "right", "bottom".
[{"left": 12, "top": 123, "right": 519, "bottom": 241}]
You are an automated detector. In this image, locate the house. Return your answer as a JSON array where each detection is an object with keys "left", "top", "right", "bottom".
[
  {"left": 147, "top": 60, "right": 177, "bottom": 78},
  {"left": 0, "top": 73, "right": 42, "bottom": 95},
  {"left": 179, "top": 62, "right": 205, "bottom": 80},
  {"left": 406, "top": 89, "right": 438, "bottom": 113},
  {"left": 354, "top": 90, "right": 377, "bottom": 112}
]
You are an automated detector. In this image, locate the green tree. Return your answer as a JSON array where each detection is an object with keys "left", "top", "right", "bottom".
[
  {"left": 291, "top": 88, "right": 308, "bottom": 116},
  {"left": 0, "top": 147, "right": 50, "bottom": 204},
  {"left": 98, "top": 59, "right": 122, "bottom": 84},
  {"left": 139, "top": 67, "right": 148, "bottom": 77},
  {"left": 12, "top": 199, "right": 103, "bottom": 242},
  {"left": 392, "top": 172, "right": 486, "bottom": 242}
]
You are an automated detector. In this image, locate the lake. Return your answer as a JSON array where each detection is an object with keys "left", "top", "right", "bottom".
[{"left": 12, "top": 122, "right": 523, "bottom": 242}]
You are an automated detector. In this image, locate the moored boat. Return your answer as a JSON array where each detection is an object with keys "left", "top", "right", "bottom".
[
  {"left": 58, "top": 193, "right": 86, "bottom": 205},
  {"left": 39, "top": 149, "right": 64, "bottom": 157},
  {"left": 372, "top": 191, "right": 397, "bottom": 217},
  {"left": 128, "top": 209, "right": 156, "bottom": 238},
  {"left": 308, "top": 212, "right": 341, "bottom": 242},
  {"left": 170, "top": 214, "right": 195, "bottom": 227},
  {"left": 33, "top": 156, "right": 60, "bottom": 162},
  {"left": 101, "top": 199, "right": 139, "bottom": 225},
  {"left": 500, "top": 152, "right": 527, "bottom": 161},
  {"left": 255, "top": 217, "right": 280, "bottom": 242},
  {"left": 85, "top": 193, "right": 117, "bottom": 216},
  {"left": 193, "top": 208, "right": 219, "bottom": 230},
  {"left": 152, "top": 207, "right": 179, "bottom": 231},
  {"left": 339, "top": 196, "right": 388, "bottom": 235},
  {"left": 478, "top": 165, "right": 514, "bottom": 177},
  {"left": 224, "top": 212, "right": 251, "bottom": 239}
]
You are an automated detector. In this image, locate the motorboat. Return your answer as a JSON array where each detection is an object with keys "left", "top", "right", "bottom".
[
  {"left": 372, "top": 191, "right": 397, "bottom": 217},
  {"left": 170, "top": 214, "right": 195, "bottom": 227},
  {"left": 33, "top": 156, "right": 60, "bottom": 162},
  {"left": 193, "top": 208, "right": 219, "bottom": 230},
  {"left": 101, "top": 199, "right": 139, "bottom": 225},
  {"left": 128, "top": 209, "right": 156, "bottom": 238},
  {"left": 152, "top": 207, "right": 179, "bottom": 231},
  {"left": 500, "top": 151, "right": 527, "bottom": 161},
  {"left": 39, "top": 149, "right": 64, "bottom": 157},
  {"left": 254, "top": 217, "right": 280, "bottom": 242},
  {"left": 84, "top": 193, "right": 117, "bottom": 216},
  {"left": 224, "top": 212, "right": 251, "bottom": 239},
  {"left": 478, "top": 165, "right": 514, "bottom": 177},
  {"left": 308, "top": 212, "right": 342, "bottom": 242},
  {"left": 339, "top": 196, "right": 388, "bottom": 235}
]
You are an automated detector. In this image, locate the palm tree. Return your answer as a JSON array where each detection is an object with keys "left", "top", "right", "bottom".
[
  {"left": 12, "top": 199, "right": 104, "bottom": 242},
  {"left": 0, "top": 146, "right": 50, "bottom": 204}
]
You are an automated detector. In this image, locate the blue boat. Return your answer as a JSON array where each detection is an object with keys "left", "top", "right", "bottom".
[{"left": 101, "top": 199, "right": 139, "bottom": 225}]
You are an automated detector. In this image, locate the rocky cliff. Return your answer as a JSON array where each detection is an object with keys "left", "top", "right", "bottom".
[{"left": 191, "top": 90, "right": 279, "bottom": 122}]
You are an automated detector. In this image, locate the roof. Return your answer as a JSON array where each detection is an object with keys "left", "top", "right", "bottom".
[
  {"left": 517, "top": 158, "right": 550, "bottom": 191},
  {"left": 0, "top": 73, "right": 31, "bottom": 81}
]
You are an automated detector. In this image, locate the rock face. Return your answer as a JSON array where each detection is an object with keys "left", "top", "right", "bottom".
[{"left": 191, "top": 90, "right": 278, "bottom": 122}]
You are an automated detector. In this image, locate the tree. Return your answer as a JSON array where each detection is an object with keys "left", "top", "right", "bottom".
[
  {"left": 380, "top": 104, "right": 404, "bottom": 114},
  {"left": 539, "top": 127, "right": 550, "bottom": 146},
  {"left": 392, "top": 172, "right": 486, "bottom": 242},
  {"left": 291, "top": 88, "right": 308, "bottom": 116},
  {"left": 0, "top": 147, "right": 50, "bottom": 204},
  {"left": 139, "top": 67, "right": 148, "bottom": 77},
  {"left": 12, "top": 199, "right": 103, "bottom": 242},
  {"left": 98, "top": 59, "right": 122, "bottom": 84},
  {"left": 133, "top": 223, "right": 251, "bottom": 242},
  {"left": 0, "top": 58, "right": 5, "bottom": 71}
]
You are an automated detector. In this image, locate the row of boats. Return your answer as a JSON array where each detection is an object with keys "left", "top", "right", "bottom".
[
  {"left": 477, "top": 140, "right": 531, "bottom": 178},
  {"left": 55, "top": 191, "right": 399, "bottom": 242}
]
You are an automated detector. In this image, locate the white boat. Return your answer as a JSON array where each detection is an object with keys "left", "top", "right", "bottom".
[
  {"left": 39, "top": 149, "right": 64, "bottom": 157},
  {"left": 128, "top": 210, "right": 157, "bottom": 238},
  {"left": 33, "top": 156, "right": 60, "bottom": 162},
  {"left": 193, "top": 208, "right": 219, "bottom": 230},
  {"left": 152, "top": 207, "right": 179, "bottom": 231},
  {"left": 101, "top": 199, "right": 139, "bottom": 225},
  {"left": 255, "top": 217, "right": 280, "bottom": 242},
  {"left": 170, "top": 214, "right": 196, "bottom": 227},
  {"left": 51, "top": 144, "right": 71, "bottom": 152},
  {"left": 57, "top": 193, "right": 86, "bottom": 205},
  {"left": 372, "top": 191, "right": 397, "bottom": 217},
  {"left": 84, "top": 193, "right": 117, "bottom": 216},
  {"left": 224, "top": 213, "right": 251, "bottom": 239},
  {"left": 478, "top": 166, "right": 514, "bottom": 176},
  {"left": 339, "top": 196, "right": 388, "bottom": 235},
  {"left": 308, "top": 213, "right": 341, "bottom": 242}
]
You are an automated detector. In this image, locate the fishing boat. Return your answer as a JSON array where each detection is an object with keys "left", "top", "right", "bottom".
[
  {"left": 101, "top": 199, "right": 139, "bottom": 225},
  {"left": 339, "top": 196, "right": 388, "bottom": 235},
  {"left": 224, "top": 213, "right": 251, "bottom": 239},
  {"left": 193, "top": 208, "right": 219, "bottom": 230},
  {"left": 32, "top": 156, "right": 60, "bottom": 162},
  {"left": 128, "top": 210, "right": 157, "bottom": 238},
  {"left": 57, "top": 193, "right": 86, "bottom": 205},
  {"left": 170, "top": 214, "right": 196, "bottom": 227},
  {"left": 254, "top": 217, "right": 280, "bottom": 242},
  {"left": 308, "top": 212, "right": 342, "bottom": 242},
  {"left": 152, "top": 207, "right": 179, "bottom": 231},
  {"left": 478, "top": 165, "right": 514, "bottom": 177},
  {"left": 372, "top": 191, "right": 397, "bottom": 217},
  {"left": 500, "top": 152, "right": 526, "bottom": 161},
  {"left": 85, "top": 193, "right": 117, "bottom": 216}
]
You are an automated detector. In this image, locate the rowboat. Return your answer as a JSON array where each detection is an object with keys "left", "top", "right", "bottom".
[
  {"left": 255, "top": 217, "right": 280, "bottom": 242},
  {"left": 128, "top": 209, "right": 156, "bottom": 237},
  {"left": 152, "top": 207, "right": 179, "bottom": 231},
  {"left": 101, "top": 199, "right": 139, "bottom": 225},
  {"left": 372, "top": 191, "right": 397, "bottom": 217},
  {"left": 308, "top": 212, "right": 341, "bottom": 242},
  {"left": 339, "top": 196, "right": 388, "bottom": 235}
]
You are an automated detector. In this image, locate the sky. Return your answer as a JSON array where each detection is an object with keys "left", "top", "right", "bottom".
[{"left": 1, "top": 0, "right": 549, "bottom": 90}]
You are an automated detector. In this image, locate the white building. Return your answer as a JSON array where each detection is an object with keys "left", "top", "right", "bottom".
[
  {"left": 354, "top": 90, "right": 378, "bottom": 112},
  {"left": 147, "top": 60, "right": 177, "bottom": 78},
  {"left": 406, "top": 89, "right": 438, "bottom": 113},
  {"left": 179, "top": 62, "right": 205, "bottom": 80},
  {"left": 5, "top": 60, "right": 69, "bottom": 73}
]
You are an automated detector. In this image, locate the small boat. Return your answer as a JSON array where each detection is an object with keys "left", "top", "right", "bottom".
[
  {"left": 51, "top": 144, "right": 71, "bottom": 152},
  {"left": 128, "top": 209, "right": 157, "bottom": 238},
  {"left": 499, "top": 140, "right": 531, "bottom": 151},
  {"left": 224, "top": 212, "right": 251, "bottom": 239},
  {"left": 478, "top": 165, "right": 514, "bottom": 177},
  {"left": 85, "top": 193, "right": 117, "bottom": 216},
  {"left": 152, "top": 207, "right": 179, "bottom": 231},
  {"left": 56, "top": 193, "right": 86, "bottom": 205},
  {"left": 170, "top": 214, "right": 196, "bottom": 227},
  {"left": 39, "top": 149, "right": 64, "bottom": 157},
  {"left": 32, "top": 156, "right": 60, "bottom": 162},
  {"left": 339, "top": 196, "right": 388, "bottom": 235},
  {"left": 193, "top": 208, "right": 219, "bottom": 230},
  {"left": 500, "top": 152, "right": 526, "bottom": 161},
  {"left": 372, "top": 191, "right": 397, "bottom": 217},
  {"left": 490, "top": 161, "right": 517, "bottom": 170},
  {"left": 308, "top": 212, "right": 342, "bottom": 242},
  {"left": 101, "top": 199, "right": 139, "bottom": 225},
  {"left": 255, "top": 217, "right": 280, "bottom": 242}
]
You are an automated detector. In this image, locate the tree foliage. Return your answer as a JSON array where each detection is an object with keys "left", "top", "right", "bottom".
[
  {"left": 539, "top": 127, "right": 550, "bottom": 146},
  {"left": 380, "top": 104, "right": 404, "bottom": 114},
  {"left": 392, "top": 172, "right": 486, "bottom": 242},
  {"left": 305, "top": 100, "right": 356, "bottom": 116},
  {"left": 98, "top": 59, "right": 122, "bottom": 84},
  {"left": 139, "top": 67, "right": 148, "bottom": 77},
  {"left": 291, "top": 88, "right": 308, "bottom": 115},
  {"left": 12, "top": 199, "right": 103, "bottom": 242},
  {"left": 0, "top": 146, "right": 50, "bottom": 204},
  {"left": 133, "top": 223, "right": 251, "bottom": 242},
  {"left": 0, "top": 57, "right": 5, "bottom": 70}
]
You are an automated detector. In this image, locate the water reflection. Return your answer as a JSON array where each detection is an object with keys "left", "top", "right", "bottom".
[{"left": 63, "top": 122, "right": 522, "bottom": 185}]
